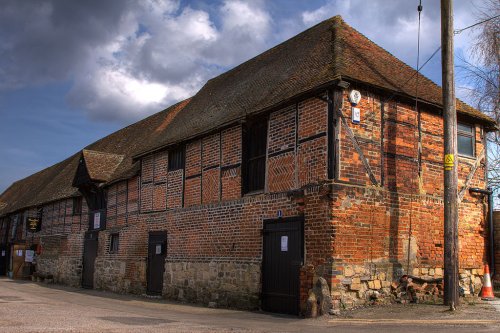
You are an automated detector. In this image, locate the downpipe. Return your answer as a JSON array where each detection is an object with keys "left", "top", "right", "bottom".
[{"left": 469, "top": 187, "right": 494, "bottom": 276}]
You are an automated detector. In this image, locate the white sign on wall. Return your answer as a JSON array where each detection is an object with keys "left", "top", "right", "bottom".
[
  {"left": 93, "top": 212, "right": 101, "bottom": 229},
  {"left": 25, "top": 250, "right": 34, "bottom": 263},
  {"left": 352, "top": 107, "right": 361, "bottom": 123},
  {"left": 155, "top": 244, "right": 162, "bottom": 255},
  {"left": 281, "top": 236, "right": 288, "bottom": 252}
]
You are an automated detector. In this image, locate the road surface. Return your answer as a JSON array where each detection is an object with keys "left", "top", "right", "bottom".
[{"left": 0, "top": 278, "right": 499, "bottom": 332}]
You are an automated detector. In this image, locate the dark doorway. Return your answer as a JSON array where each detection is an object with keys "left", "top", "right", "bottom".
[
  {"left": 147, "top": 231, "right": 167, "bottom": 295},
  {"left": 82, "top": 231, "right": 98, "bottom": 288},
  {"left": 262, "top": 217, "right": 303, "bottom": 315},
  {"left": 0, "top": 245, "right": 8, "bottom": 276}
]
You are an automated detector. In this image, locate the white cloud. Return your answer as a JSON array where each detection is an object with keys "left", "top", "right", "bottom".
[
  {"left": 0, "top": 0, "right": 487, "bottom": 124},
  {"left": 0, "top": 0, "right": 275, "bottom": 123}
]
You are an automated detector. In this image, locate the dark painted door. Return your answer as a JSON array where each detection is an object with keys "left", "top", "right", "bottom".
[
  {"left": 262, "top": 217, "right": 303, "bottom": 315},
  {"left": 82, "top": 231, "right": 98, "bottom": 288},
  {"left": 147, "top": 231, "right": 167, "bottom": 295},
  {"left": 0, "top": 245, "right": 8, "bottom": 276}
]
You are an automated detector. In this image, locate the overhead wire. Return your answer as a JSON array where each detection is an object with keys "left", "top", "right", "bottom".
[
  {"left": 383, "top": 14, "right": 499, "bottom": 105},
  {"left": 454, "top": 14, "right": 500, "bottom": 35}
]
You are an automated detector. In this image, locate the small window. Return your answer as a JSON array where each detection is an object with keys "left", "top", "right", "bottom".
[
  {"left": 168, "top": 145, "right": 185, "bottom": 171},
  {"left": 72, "top": 197, "right": 82, "bottom": 215},
  {"left": 244, "top": 117, "right": 268, "bottom": 193},
  {"left": 457, "top": 123, "right": 475, "bottom": 157},
  {"left": 109, "top": 233, "right": 119, "bottom": 253}
]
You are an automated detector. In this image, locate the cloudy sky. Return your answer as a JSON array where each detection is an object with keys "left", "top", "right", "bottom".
[{"left": 0, "top": 0, "right": 488, "bottom": 193}]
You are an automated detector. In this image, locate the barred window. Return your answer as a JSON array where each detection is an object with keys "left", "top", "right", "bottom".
[
  {"left": 109, "top": 233, "right": 119, "bottom": 253},
  {"left": 244, "top": 117, "right": 268, "bottom": 193},
  {"left": 168, "top": 145, "right": 185, "bottom": 171},
  {"left": 72, "top": 197, "right": 82, "bottom": 215}
]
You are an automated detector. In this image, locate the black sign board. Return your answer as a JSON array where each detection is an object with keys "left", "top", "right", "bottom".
[{"left": 26, "top": 217, "right": 42, "bottom": 232}]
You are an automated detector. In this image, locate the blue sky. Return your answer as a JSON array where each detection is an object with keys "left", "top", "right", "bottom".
[{"left": 0, "top": 0, "right": 491, "bottom": 194}]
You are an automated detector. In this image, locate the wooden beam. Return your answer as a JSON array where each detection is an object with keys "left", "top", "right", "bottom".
[
  {"left": 337, "top": 108, "right": 379, "bottom": 186},
  {"left": 458, "top": 148, "right": 485, "bottom": 203}
]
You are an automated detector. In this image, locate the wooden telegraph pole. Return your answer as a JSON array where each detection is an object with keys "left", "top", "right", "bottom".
[{"left": 441, "top": 0, "right": 459, "bottom": 308}]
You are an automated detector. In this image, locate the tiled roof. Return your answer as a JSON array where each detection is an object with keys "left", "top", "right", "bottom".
[
  {"left": 0, "top": 99, "right": 190, "bottom": 216},
  {"left": 135, "top": 16, "right": 496, "bottom": 157},
  {"left": 81, "top": 150, "right": 124, "bottom": 183},
  {"left": 0, "top": 16, "right": 496, "bottom": 217}
]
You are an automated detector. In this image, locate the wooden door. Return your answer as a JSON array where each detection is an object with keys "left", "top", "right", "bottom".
[
  {"left": 11, "top": 244, "right": 26, "bottom": 279},
  {"left": 147, "top": 231, "right": 167, "bottom": 295},
  {"left": 82, "top": 231, "right": 98, "bottom": 288},
  {"left": 0, "top": 245, "right": 8, "bottom": 276},
  {"left": 262, "top": 217, "right": 303, "bottom": 315}
]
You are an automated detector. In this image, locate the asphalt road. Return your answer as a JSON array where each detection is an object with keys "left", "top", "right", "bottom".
[{"left": 1, "top": 278, "right": 500, "bottom": 332}]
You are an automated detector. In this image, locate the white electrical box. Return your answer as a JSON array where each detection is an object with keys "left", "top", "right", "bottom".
[{"left": 352, "top": 107, "right": 360, "bottom": 123}]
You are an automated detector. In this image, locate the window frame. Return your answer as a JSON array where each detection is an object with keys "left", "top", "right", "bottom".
[
  {"left": 243, "top": 116, "right": 268, "bottom": 194},
  {"left": 168, "top": 145, "right": 185, "bottom": 171},
  {"left": 457, "top": 122, "right": 475, "bottom": 158},
  {"left": 72, "top": 196, "right": 82, "bottom": 216},
  {"left": 109, "top": 233, "right": 119, "bottom": 253}
]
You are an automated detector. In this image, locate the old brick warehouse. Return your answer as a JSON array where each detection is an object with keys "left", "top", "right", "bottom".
[{"left": 0, "top": 16, "right": 497, "bottom": 315}]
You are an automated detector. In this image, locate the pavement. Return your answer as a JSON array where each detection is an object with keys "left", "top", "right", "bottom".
[{"left": 1, "top": 277, "right": 500, "bottom": 332}]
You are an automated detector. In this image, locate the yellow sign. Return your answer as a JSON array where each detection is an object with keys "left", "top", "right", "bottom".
[{"left": 444, "top": 154, "right": 454, "bottom": 170}]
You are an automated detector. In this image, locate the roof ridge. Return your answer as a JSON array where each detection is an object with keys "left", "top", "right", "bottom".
[
  {"left": 330, "top": 15, "right": 344, "bottom": 79},
  {"left": 82, "top": 149, "right": 124, "bottom": 157},
  {"left": 336, "top": 18, "right": 488, "bottom": 118},
  {"left": 85, "top": 98, "right": 191, "bottom": 151},
  {"left": 210, "top": 15, "right": 346, "bottom": 85}
]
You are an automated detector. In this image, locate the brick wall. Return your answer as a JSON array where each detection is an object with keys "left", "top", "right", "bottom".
[
  {"left": 331, "top": 85, "right": 488, "bottom": 306},
  {"left": 5, "top": 86, "right": 490, "bottom": 313}
]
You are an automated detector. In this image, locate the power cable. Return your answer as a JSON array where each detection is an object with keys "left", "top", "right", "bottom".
[
  {"left": 383, "top": 14, "right": 498, "bottom": 105},
  {"left": 454, "top": 14, "right": 500, "bottom": 35}
]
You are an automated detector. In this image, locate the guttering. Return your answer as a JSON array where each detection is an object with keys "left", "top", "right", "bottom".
[{"left": 469, "top": 187, "right": 494, "bottom": 276}]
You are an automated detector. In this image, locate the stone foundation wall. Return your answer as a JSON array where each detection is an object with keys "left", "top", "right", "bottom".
[
  {"left": 94, "top": 258, "right": 127, "bottom": 293},
  {"left": 37, "top": 256, "right": 82, "bottom": 287},
  {"left": 331, "top": 262, "right": 484, "bottom": 308},
  {"left": 163, "top": 259, "right": 261, "bottom": 310}
]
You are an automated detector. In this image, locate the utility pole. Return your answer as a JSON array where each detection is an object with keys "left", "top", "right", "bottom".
[{"left": 441, "top": 0, "right": 459, "bottom": 308}]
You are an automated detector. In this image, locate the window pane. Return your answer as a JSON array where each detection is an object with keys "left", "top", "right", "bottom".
[
  {"left": 458, "top": 123, "right": 473, "bottom": 133},
  {"left": 458, "top": 134, "right": 473, "bottom": 156}
]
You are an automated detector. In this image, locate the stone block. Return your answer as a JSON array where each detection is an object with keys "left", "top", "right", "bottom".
[
  {"left": 368, "top": 281, "right": 375, "bottom": 289},
  {"left": 344, "top": 266, "right": 354, "bottom": 277},
  {"left": 354, "top": 266, "right": 365, "bottom": 274},
  {"left": 421, "top": 268, "right": 428, "bottom": 275},
  {"left": 435, "top": 268, "right": 443, "bottom": 276},
  {"left": 352, "top": 277, "right": 361, "bottom": 284},
  {"left": 341, "top": 278, "right": 352, "bottom": 285},
  {"left": 350, "top": 283, "right": 362, "bottom": 291},
  {"left": 373, "top": 280, "right": 381, "bottom": 289}
]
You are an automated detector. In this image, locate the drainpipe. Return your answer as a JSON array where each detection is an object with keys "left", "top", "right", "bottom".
[{"left": 469, "top": 187, "right": 494, "bottom": 276}]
